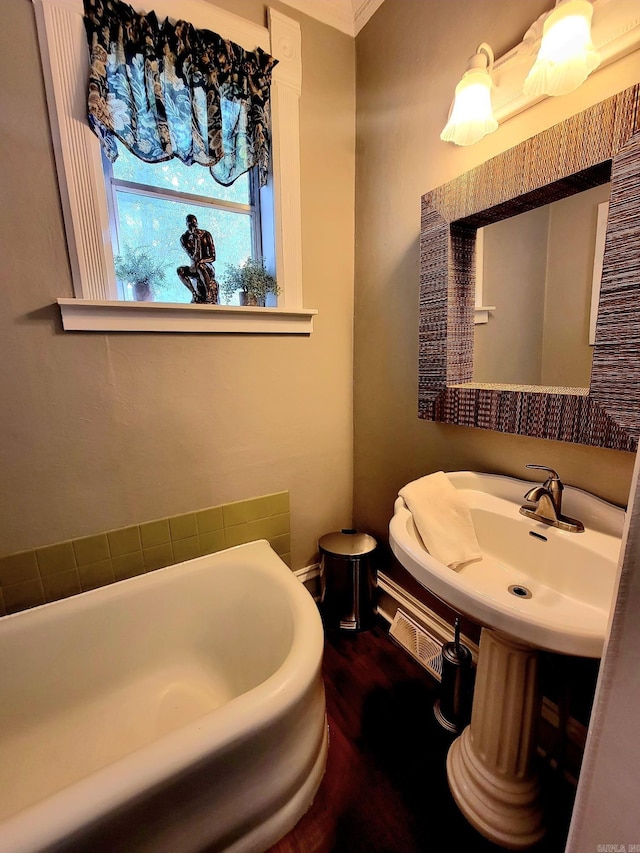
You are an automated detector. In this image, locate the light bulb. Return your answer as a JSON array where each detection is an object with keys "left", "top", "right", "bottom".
[
  {"left": 524, "top": 0, "right": 600, "bottom": 98},
  {"left": 440, "top": 44, "right": 498, "bottom": 147}
]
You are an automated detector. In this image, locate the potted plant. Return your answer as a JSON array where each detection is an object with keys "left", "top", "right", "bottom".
[
  {"left": 114, "top": 245, "right": 168, "bottom": 302},
  {"left": 221, "top": 258, "right": 280, "bottom": 307}
]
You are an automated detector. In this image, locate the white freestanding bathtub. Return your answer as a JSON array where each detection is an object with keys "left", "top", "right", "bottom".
[{"left": 0, "top": 540, "right": 327, "bottom": 853}]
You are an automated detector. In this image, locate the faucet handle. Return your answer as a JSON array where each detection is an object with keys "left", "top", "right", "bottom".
[
  {"left": 525, "top": 464, "right": 560, "bottom": 481},
  {"left": 525, "top": 465, "right": 563, "bottom": 495}
]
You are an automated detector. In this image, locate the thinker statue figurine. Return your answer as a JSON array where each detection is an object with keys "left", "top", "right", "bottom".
[{"left": 177, "top": 214, "right": 219, "bottom": 304}]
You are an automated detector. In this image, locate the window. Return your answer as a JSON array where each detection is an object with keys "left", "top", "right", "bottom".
[
  {"left": 107, "top": 144, "right": 260, "bottom": 305},
  {"left": 33, "top": 0, "right": 315, "bottom": 333}
]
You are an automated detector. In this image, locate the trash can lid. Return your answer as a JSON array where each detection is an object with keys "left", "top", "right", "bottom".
[{"left": 319, "top": 528, "right": 377, "bottom": 557}]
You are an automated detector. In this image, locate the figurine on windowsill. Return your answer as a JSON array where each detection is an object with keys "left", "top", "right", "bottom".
[{"left": 177, "top": 214, "right": 219, "bottom": 304}]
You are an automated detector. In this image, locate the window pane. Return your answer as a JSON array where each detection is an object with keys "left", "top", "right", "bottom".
[
  {"left": 112, "top": 143, "right": 250, "bottom": 205},
  {"left": 115, "top": 191, "right": 252, "bottom": 303}
]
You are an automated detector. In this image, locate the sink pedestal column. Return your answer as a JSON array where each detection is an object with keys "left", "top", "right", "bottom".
[{"left": 447, "top": 628, "right": 545, "bottom": 850}]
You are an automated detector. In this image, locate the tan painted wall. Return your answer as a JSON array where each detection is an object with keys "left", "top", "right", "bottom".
[
  {"left": 354, "top": 0, "right": 637, "bottom": 548},
  {"left": 542, "top": 182, "right": 611, "bottom": 387},
  {"left": 0, "top": 0, "right": 355, "bottom": 569},
  {"left": 474, "top": 205, "right": 549, "bottom": 385}
]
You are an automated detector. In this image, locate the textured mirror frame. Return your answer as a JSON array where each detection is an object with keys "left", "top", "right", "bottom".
[{"left": 419, "top": 84, "right": 640, "bottom": 451}]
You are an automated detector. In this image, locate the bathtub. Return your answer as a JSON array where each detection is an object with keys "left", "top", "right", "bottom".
[{"left": 0, "top": 540, "right": 327, "bottom": 853}]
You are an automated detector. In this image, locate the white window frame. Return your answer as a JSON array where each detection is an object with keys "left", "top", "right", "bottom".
[{"left": 33, "top": 0, "right": 317, "bottom": 334}]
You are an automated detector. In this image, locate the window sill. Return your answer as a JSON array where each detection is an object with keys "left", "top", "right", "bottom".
[{"left": 57, "top": 299, "right": 317, "bottom": 334}]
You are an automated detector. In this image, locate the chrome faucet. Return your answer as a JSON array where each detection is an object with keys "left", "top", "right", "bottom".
[{"left": 519, "top": 465, "right": 584, "bottom": 533}]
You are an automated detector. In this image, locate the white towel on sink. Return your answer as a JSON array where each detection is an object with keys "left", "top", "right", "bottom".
[{"left": 399, "top": 471, "right": 481, "bottom": 568}]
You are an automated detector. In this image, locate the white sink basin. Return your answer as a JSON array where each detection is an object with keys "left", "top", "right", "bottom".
[{"left": 389, "top": 471, "right": 624, "bottom": 657}]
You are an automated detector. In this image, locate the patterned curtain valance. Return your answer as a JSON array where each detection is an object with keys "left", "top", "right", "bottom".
[{"left": 82, "top": 0, "right": 278, "bottom": 186}]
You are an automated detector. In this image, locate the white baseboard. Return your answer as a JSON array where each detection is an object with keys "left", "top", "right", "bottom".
[
  {"left": 377, "top": 571, "right": 479, "bottom": 662},
  {"left": 294, "top": 563, "right": 321, "bottom": 601},
  {"left": 294, "top": 563, "right": 321, "bottom": 584}
]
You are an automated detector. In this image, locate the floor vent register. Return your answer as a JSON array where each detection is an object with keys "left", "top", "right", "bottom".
[{"left": 389, "top": 609, "right": 443, "bottom": 681}]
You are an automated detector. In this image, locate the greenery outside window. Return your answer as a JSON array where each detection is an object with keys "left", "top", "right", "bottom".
[{"left": 107, "top": 143, "right": 260, "bottom": 305}]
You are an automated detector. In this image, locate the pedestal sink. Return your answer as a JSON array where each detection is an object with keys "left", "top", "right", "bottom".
[{"left": 389, "top": 471, "right": 624, "bottom": 850}]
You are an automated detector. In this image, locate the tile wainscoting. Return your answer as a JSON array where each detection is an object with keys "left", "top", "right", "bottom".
[{"left": 0, "top": 492, "right": 290, "bottom": 616}]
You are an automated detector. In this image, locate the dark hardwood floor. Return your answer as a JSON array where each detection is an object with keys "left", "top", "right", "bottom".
[{"left": 268, "top": 622, "right": 575, "bottom": 853}]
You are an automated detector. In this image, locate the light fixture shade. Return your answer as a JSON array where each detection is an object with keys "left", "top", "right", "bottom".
[
  {"left": 523, "top": 0, "right": 601, "bottom": 98},
  {"left": 440, "top": 45, "right": 498, "bottom": 147}
]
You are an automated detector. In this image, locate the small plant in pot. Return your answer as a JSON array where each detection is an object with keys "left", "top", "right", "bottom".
[
  {"left": 221, "top": 258, "right": 280, "bottom": 307},
  {"left": 114, "top": 245, "right": 168, "bottom": 302}
]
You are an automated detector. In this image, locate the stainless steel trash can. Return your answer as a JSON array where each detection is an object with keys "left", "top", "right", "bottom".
[{"left": 319, "top": 529, "right": 377, "bottom": 631}]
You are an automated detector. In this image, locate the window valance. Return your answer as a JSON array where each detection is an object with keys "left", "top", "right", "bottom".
[{"left": 82, "top": 0, "right": 278, "bottom": 186}]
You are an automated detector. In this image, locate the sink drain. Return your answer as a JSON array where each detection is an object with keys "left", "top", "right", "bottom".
[{"left": 508, "top": 584, "right": 532, "bottom": 599}]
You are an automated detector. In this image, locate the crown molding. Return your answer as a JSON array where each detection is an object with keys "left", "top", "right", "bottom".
[
  {"left": 352, "top": 0, "right": 386, "bottom": 34},
  {"left": 277, "top": 0, "right": 386, "bottom": 36}
]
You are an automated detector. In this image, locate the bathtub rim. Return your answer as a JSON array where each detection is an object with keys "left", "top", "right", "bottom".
[{"left": 0, "top": 539, "right": 325, "bottom": 852}]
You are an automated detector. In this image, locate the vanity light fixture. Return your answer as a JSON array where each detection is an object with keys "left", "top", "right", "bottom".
[
  {"left": 440, "top": 43, "right": 498, "bottom": 147},
  {"left": 523, "top": 0, "right": 601, "bottom": 97}
]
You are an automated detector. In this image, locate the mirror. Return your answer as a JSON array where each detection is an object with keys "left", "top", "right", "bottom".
[
  {"left": 474, "top": 182, "right": 610, "bottom": 389},
  {"left": 418, "top": 84, "right": 640, "bottom": 451}
]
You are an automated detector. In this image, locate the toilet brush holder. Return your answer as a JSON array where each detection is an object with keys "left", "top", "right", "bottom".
[{"left": 434, "top": 618, "right": 473, "bottom": 734}]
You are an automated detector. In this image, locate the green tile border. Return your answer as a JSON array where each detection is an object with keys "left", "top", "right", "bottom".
[
  {"left": 107, "top": 526, "right": 141, "bottom": 558},
  {"left": 3, "top": 579, "right": 46, "bottom": 614},
  {"left": 72, "top": 534, "right": 109, "bottom": 567},
  {"left": 143, "top": 543, "right": 174, "bottom": 572},
  {"left": 196, "top": 507, "right": 224, "bottom": 535},
  {"left": 139, "top": 519, "right": 171, "bottom": 549},
  {"left": 0, "top": 491, "right": 292, "bottom": 615},
  {"left": 199, "top": 529, "right": 226, "bottom": 555},
  {"left": 78, "top": 560, "right": 114, "bottom": 592},
  {"left": 0, "top": 550, "right": 39, "bottom": 586},
  {"left": 42, "top": 570, "right": 81, "bottom": 603},
  {"left": 112, "top": 551, "right": 145, "bottom": 582},
  {"left": 172, "top": 536, "right": 200, "bottom": 563},
  {"left": 169, "top": 513, "right": 198, "bottom": 542},
  {"left": 35, "top": 542, "right": 76, "bottom": 577}
]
